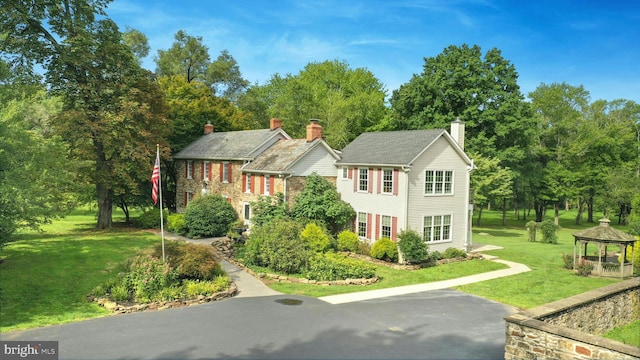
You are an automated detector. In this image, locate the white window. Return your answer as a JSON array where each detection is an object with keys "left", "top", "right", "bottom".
[
  {"left": 264, "top": 175, "right": 271, "bottom": 195},
  {"left": 203, "top": 161, "right": 210, "bottom": 181},
  {"left": 380, "top": 215, "right": 392, "bottom": 239},
  {"left": 341, "top": 167, "right": 348, "bottom": 180},
  {"left": 245, "top": 173, "right": 252, "bottom": 193},
  {"left": 423, "top": 215, "right": 452, "bottom": 243},
  {"left": 185, "top": 191, "right": 193, "bottom": 206},
  {"left": 424, "top": 170, "right": 453, "bottom": 195},
  {"left": 222, "top": 162, "right": 230, "bottom": 183},
  {"left": 382, "top": 169, "right": 393, "bottom": 194},
  {"left": 358, "top": 168, "right": 368, "bottom": 192},
  {"left": 186, "top": 161, "right": 193, "bottom": 179},
  {"left": 357, "top": 212, "right": 368, "bottom": 238}
]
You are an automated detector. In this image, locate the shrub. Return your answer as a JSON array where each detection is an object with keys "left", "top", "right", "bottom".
[
  {"left": 561, "top": 252, "right": 574, "bottom": 269},
  {"left": 539, "top": 220, "right": 560, "bottom": 244},
  {"left": 397, "top": 230, "right": 428, "bottom": 264},
  {"left": 337, "top": 230, "right": 359, "bottom": 252},
  {"left": 300, "top": 223, "right": 332, "bottom": 253},
  {"left": 183, "top": 276, "right": 230, "bottom": 297},
  {"left": 183, "top": 195, "right": 238, "bottom": 238},
  {"left": 304, "top": 253, "right": 376, "bottom": 281},
  {"left": 575, "top": 259, "right": 594, "bottom": 277},
  {"left": 526, "top": 221, "right": 538, "bottom": 242},
  {"left": 443, "top": 247, "right": 467, "bottom": 259},
  {"left": 111, "top": 284, "right": 130, "bottom": 302},
  {"left": 356, "top": 241, "right": 371, "bottom": 256},
  {"left": 136, "top": 208, "right": 169, "bottom": 229},
  {"left": 175, "top": 244, "right": 223, "bottom": 281},
  {"left": 167, "top": 213, "right": 187, "bottom": 235},
  {"left": 621, "top": 240, "right": 640, "bottom": 276},
  {"left": 243, "top": 219, "right": 307, "bottom": 274},
  {"left": 124, "top": 255, "right": 179, "bottom": 302},
  {"left": 370, "top": 237, "right": 398, "bottom": 262}
]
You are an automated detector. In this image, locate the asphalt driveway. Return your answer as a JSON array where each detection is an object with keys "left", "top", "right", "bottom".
[{"left": 3, "top": 289, "right": 514, "bottom": 360}]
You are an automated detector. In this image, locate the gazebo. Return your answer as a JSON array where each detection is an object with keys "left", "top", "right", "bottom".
[{"left": 572, "top": 218, "right": 637, "bottom": 278}]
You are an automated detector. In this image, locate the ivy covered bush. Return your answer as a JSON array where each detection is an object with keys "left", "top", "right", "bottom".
[
  {"left": 397, "top": 229, "right": 428, "bottom": 264},
  {"left": 304, "top": 253, "right": 376, "bottom": 281},
  {"left": 370, "top": 237, "right": 398, "bottom": 262},
  {"left": 183, "top": 195, "right": 238, "bottom": 238}
]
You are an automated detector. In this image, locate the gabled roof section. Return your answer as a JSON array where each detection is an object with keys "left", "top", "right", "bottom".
[
  {"left": 172, "top": 128, "right": 290, "bottom": 161},
  {"left": 242, "top": 139, "right": 339, "bottom": 174},
  {"left": 336, "top": 129, "right": 472, "bottom": 167}
]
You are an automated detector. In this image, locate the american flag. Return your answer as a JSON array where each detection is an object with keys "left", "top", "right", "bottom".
[{"left": 151, "top": 150, "right": 160, "bottom": 205}]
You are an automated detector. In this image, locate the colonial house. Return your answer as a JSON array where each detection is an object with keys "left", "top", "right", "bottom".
[
  {"left": 334, "top": 120, "right": 474, "bottom": 252},
  {"left": 240, "top": 120, "right": 340, "bottom": 224},
  {"left": 172, "top": 119, "right": 339, "bottom": 225},
  {"left": 172, "top": 119, "right": 290, "bottom": 215}
]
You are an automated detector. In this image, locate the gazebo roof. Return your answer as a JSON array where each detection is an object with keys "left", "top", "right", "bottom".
[{"left": 573, "top": 219, "right": 636, "bottom": 242}]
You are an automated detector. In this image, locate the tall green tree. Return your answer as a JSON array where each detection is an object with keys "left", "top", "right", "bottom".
[
  {"left": 470, "top": 153, "right": 514, "bottom": 225},
  {"left": 238, "top": 60, "right": 388, "bottom": 149},
  {"left": 390, "top": 44, "right": 535, "bottom": 163},
  {"left": 1, "top": 0, "right": 171, "bottom": 228}
]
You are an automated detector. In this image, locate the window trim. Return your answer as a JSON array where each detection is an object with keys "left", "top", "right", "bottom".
[
  {"left": 381, "top": 169, "right": 393, "bottom": 195},
  {"left": 186, "top": 161, "right": 194, "bottom": 179},
  {"left": 358, "top": 168, "right": 369, "bottom": 192},
  {"left": 380, "top": 215, "right": 392, "bottom": 239},
  {"left": 341, "top": 167, "right": 348, "bottom": 180},
  {"left": 423, "top": 214, "right": 453, "bottom": 243},
  {"left": 264, "top": 174, "right": 271, "bottom": 195},
  {"left": 357, "top": 212, "right": 368, "bottom": 238},
  {"left": 222, "top": 162, "right": 230, "bottom": 183},
  {"left": 424, "top": 170, "right": 454, "bottom": 195},
  {"left": 203, "top": 161, "right": 210, "bottom": 181},
  {"left": 245, "top": 173, "right": 252, "bottom": 193}
]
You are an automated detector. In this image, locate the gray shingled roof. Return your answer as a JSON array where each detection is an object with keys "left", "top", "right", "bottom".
[
  {"left": 336, "top": 129, "right": 447, "bottom": 166},
  {"left": 573, "top": 219, "right": 636, "bottom": 242},
  {"left": 243, "top": 139, "right": 324, "bottom": 174},
  {"left": 172, "top": 129, "right": 288, "bottom": 160}
]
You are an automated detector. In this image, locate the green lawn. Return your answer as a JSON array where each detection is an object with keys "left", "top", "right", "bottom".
[
  {"left": 603, "top": 319, "right": 640, "bottom": 347},
  {"left": 456, "top": 210, "right": 629, "bottom": 309},
  {"left": 0, "top": 208, "right": 159, "bottom": 332}
]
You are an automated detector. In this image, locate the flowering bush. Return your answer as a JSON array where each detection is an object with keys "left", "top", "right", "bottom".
[{"left": 124, "top": 255, "right": 179, "bottom": 302}]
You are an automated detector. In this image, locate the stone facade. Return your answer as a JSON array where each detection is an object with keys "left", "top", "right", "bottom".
[{"left": 504, "top": 279, "right": 640, "bottom": 360}]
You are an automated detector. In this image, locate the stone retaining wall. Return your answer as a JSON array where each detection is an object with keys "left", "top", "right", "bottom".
[{"left": 504, "top": 279, "right": 640, "bottom": 360}]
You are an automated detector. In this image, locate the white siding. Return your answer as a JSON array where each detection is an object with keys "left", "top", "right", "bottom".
[
  {"left": 406, "top": 136, "right": 470, "bottom": 252},
  {"left": 337, "top": 166, "right": 407, "bottom": 241},
  {"left": 290, "top": 145, "right": 337, "bottom": 176}
]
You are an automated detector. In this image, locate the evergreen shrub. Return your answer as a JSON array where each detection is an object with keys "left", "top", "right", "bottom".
[
  {"left": 136, "top": 208, "right": 169, "bottom": 228},
  {"left": 243, "top": 219, "right": 307, "bottom": 273},
  {"left": 183, "top": 195, "right": 238, "bottom": 238},
  {"left": 539, "top": 220, "right": 560, "bottom": 244},
  {"left": 370, "top": 237, "right": 398, "bottom": 262},
  {"left": 300, "top": 223, "right": 332, "bottom": 253},
  {"left": 397, "top": 229, "right": 428, "bottom": 264},
  {"left": 337, "top": 230, "right": 359, "bottom": 252},
  {"left": 443, "top": 247, "right": 467, "bottom": 259},
  {"left": 167, "top": 213, "right": 187, "bottom": 235}
]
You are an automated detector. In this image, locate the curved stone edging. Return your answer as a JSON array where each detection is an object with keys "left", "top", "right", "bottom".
[{"left": 91, "top": 283, "right": 238, "bottom": 314}]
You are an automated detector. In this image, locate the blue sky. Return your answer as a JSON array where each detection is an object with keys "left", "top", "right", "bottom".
[{"left": 107, "top": 0, "right": 640, "bottom": 103}]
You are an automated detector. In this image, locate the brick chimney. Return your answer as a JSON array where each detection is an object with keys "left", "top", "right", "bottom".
[
  {"left": 450, "top": 117, "right": 465, "bottom": 149},
  {"left": 204, "top": 121, "right": 214, "bottom": 135},
  {"left": 270, "top": 118, "right": 282, "bottom": 130},
  {"left": 306, "top": 119, "right": 322, "bottom": 142}
]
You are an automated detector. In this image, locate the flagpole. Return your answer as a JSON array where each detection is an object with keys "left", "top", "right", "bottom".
[{"left": 157, "top": 144, "right": 165, "bottom": 262}]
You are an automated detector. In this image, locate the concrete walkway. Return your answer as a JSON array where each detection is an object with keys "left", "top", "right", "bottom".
[{"left": 156, "top": 232, "right": 530, "bottom": 303}]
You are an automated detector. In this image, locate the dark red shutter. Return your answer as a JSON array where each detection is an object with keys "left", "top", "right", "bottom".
[
  {"left": 219, "top": 163, "right": 223, "bottom": 182},
  {"left": 269, "top": 176, "right": 274, "bottom": 195},
  {"left": 260, "top": 176, "right": 265, "bottom": 194},
  {"left": 392, "top": 217, "right": 398, "bottom": 241},
  {"left": 242, "top": 174, "right": 246, "bottom": 192},
  {"left": 228, "top": 163, "right": 232, "bottom": 183},
  {"left": 201, "top": 162, "right": 205, "bottom": 180},
  {"left": 393, "top": 169, "right": 399, "bottom": 196},
  {"left": 366, "top": 213, "right": 372, "bottom": 239},
  {"left": 375, "top": 214, "right": 380, "bottom": 240}
]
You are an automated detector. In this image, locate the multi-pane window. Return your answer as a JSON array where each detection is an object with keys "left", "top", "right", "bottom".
[
  {"left": 203, "top": 161, "right": 210, "bottom": 181},
  {"left": 264, "top": 175, "right": 271, "bottom": 195},
  {"left": 245, "top": 174, "right": 252, "bottom": 193},
  {"left": 185, "top": 191, "right": 193, "bottom": 206},
  {"left": 423, "top": 215, "right": 452, "bottom": 242},
  {"left": 358, "top": 168, "right": 369, "bottom": 192},
  {"left": 424, "top": 170, "right": 453, "bottom": 195},
  {"left": 222, "top": 162, "right": 230, "bottom": 182},
  {"left": 186, "top": 161, "right": 194, "bottom": 179},
  {"left": 341, "top": 167, "right": 348, "bottom": 180},
  {"left": 357, "top": 212, "right": 368, "bottom": 238},
  {"left": 382, "top": 169, "right": 393, "bottom": 194},
  {"left": 381, "top": 215, "right": 392, "bottom": 238},
  {"left": 244, "top": 203, "right": 251, "bottom": 220}
]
